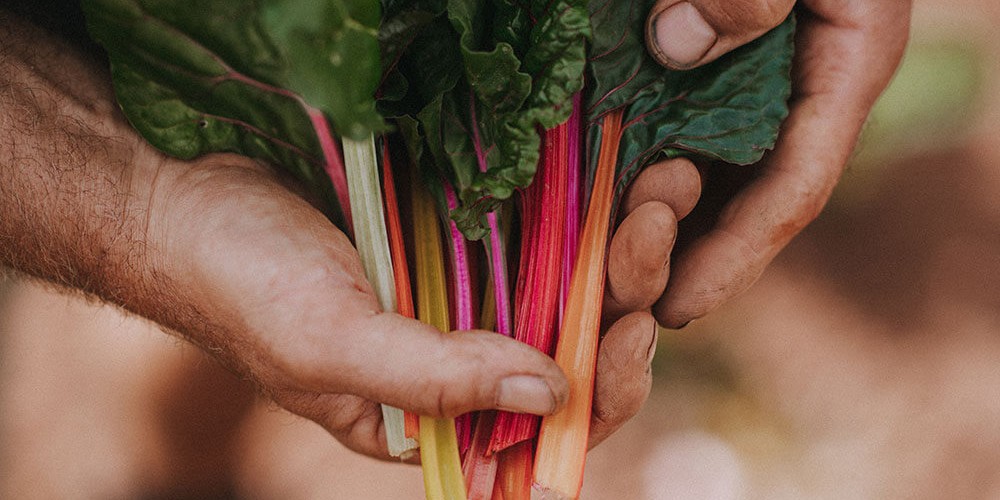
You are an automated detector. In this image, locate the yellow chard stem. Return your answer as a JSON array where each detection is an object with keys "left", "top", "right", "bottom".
[{"left": 412, "top": 173, "right": 467, "bottom": 500}]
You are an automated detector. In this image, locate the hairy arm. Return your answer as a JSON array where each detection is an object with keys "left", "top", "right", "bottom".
[
  {"left": 1, "top": 10, "right": 161, "bottom": 313},
  {"left": 0, "top": 10, "right": 253, "bottom": 369}
]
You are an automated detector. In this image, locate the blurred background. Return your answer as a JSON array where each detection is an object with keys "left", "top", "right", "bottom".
[{"left": 3, "top": 0, "right": 999, "bottom": 498}]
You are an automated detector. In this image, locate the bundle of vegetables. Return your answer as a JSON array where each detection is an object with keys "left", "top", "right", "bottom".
[{"left": 83, "top": 0, "right": 794, "bottom": 497}]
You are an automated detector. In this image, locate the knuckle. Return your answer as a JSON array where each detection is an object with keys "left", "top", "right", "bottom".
[
  {"left": 430, "top": 380, "right": 465, "bottom": 418},
  {"left": 709, "top": 0, "right": 791, "bottom": 34},
  {"left": 624, "top": 158, "right": 701, "bottom": 219}
]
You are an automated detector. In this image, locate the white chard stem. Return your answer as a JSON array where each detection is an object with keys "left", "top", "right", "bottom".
[{"left": 342, "top": 133, "right": 417, "bottom": 457}]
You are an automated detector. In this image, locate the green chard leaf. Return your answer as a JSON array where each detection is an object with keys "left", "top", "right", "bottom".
[
  {"left": 82, "top": 0, "right": 385, "bottom": 225},
  {"left": 377, "top": 15, "right": 463, "bottom": 119},
  {"left": 393, "top": 0, "right": 591, "bottom": 239},
  {"left": 586, "top": 0, "right": 795, "bottom": 206},
  {"left": 376, "top": 0, "right": 452, "bottom": 108}
]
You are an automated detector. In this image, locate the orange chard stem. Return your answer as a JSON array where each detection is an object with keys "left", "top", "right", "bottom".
[
  {"left": 380, "top": 139, "right": 421, "bottom": 441},
  {"left": 533, "top": 109, "right": 624, "bottom": 499}
]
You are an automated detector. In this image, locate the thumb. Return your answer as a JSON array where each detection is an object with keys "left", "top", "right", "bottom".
[
  {"left": 645, "top": 0, "right": 795, "bottom": 69},
  {"left": 316, "top": 312, "right": 569, "bottom": 419}
]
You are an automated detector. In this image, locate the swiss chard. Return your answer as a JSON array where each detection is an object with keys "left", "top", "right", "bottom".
[
  {"left": 404, "top": 0, "right": 591, "bottom": 239},
  {"left": 412, "top": 168, "right": 468, "bottom": 500},
  {"left": 86, "top": 0, "right": 797, "bottom": 497},
  {"left": 533, "top": 110, "right": 623, "bottom": 499},
  {"left": 489, "top": 117, "right": 572, "bottom": 454}
]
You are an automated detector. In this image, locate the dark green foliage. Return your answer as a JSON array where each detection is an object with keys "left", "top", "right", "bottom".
[{"left": 586, "top": 0, "right": 795, "bottom": 205}]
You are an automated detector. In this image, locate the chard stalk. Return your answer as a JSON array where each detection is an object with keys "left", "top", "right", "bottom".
[
  {"left": 341, "top": 132, "right": 417, "bottom": 457},
  {"left": 463, "top": 412, "right": 500, "bottom": 500},
  {"left": 307, "top": 108, "right": 353, "bottom": 236},
  {"left": 443, "top": 183, "right": 475, "bottom": 454},
  {"left": 461, "top": 98, "right": 513, "bottom": 497},
  {"left": 468, "top": 95, "right": 513, "bottom": 337},
  {"left": 533, "top": 110, "right": 624, "bottom": 499},
  {"left": 381, "top": 140, "right": 421, "bottom": 440},
  {"left": 560, "top": 93, "right": 583, "bottom": 324},
  {"left": 413, "top": 176, "right": 467, "bottom": 500},
  {"left": 490, "top": 112, "right": 572, "bottom": 453},
  {"left": 495, "top": 441, "right": 533, "bottom": 499}
]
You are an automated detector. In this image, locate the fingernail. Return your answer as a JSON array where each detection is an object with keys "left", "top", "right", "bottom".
[
  {"left": 497, "top": 375, "right": 557, "bottom": 415},
  {"left": 650, "top": 2, "right": 717, "bottom": 68}
]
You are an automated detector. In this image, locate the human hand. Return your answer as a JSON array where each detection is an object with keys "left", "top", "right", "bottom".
[
  {"left": 139, "top": 151, "right": 672, "bottom": 459},
  {"left": 596, "top": 0, "right": 911, "bottom": 437},
  {"left": 132, "top": 152, "right": 571, "bottom": 460},
  {"left": 604, "top": 0, "right": 912, "bottom": 324}
]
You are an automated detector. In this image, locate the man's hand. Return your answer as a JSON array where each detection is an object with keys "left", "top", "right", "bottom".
[
  {"left": 133, "top": 153, "right": 577, "bottom": 460},
  {"left": 605, "top": 0, "right": 912, "bottom": 325},
  {"left": 597, "top": 0, "right": 911, "bottom": 439}
]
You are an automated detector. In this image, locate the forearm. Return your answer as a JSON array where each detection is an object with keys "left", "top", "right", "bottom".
[
  {"left": 0, "top": 9, "right": 234, "bottom": 359},
  {"left": 1, "top": 10, "right": 155, "bottom": 300},
  {"left": 0, "top": 10, "right": 304, "bottom": 387}
]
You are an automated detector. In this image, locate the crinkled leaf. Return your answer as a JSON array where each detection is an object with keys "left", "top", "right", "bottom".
[
  {"left": 379, "top": 0, "right": 446, "bottom": 70},
  {"left": 421, "top": 0, "right": 590, "bottom": 239},
  {"left": 378, "top": 15, "right": 463, "bottom": 118},
  {"left": 587, "top": 0, "right": 795, "bottom": 204},
  {"left": 377, "top": 0, "right": 450, "bottom": 106},
  {"left": 83, "top": 0, "right": 384, "bottom": 222}
]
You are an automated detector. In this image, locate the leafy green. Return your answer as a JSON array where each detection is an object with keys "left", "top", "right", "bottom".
[
  {"left": 86, "top": 0, "right": 794, "bottom": 240},
  {"left": 377, "top": 15, "right": 463, "bottom": 119},
  {"left": 376, "top": 0, "right": 452, "bottom": 107},
  {"left": 397, "top": 0, "right": 791, "bottom": 238},
  {"left": 82, "top": 0, "right": 385, "bottom": 224},
  {"left": 393, "top": 0, "right": 591, "bottom": 239},
  {"left": 586, "top": 0, "right": 795, "bottom": 205}
]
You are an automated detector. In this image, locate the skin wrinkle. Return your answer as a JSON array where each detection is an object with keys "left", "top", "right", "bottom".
[
  {"left": 605, "top": 201, "right": 675, "bottom": 320},
  {"left": 702, "top": 0, "right": 788, "bottom": 35}
]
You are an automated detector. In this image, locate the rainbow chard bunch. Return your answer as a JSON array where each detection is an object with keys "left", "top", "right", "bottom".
[{"left": 84, "top": 0, "right": 794, "bottom": 497}]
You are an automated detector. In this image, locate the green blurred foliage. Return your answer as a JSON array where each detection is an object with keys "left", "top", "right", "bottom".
[
  {"left": 853, "top": 41, "right": 984, "bottom": 170},
  {"left": 652, "top": 325, "right": 738, "bottom": 391}
]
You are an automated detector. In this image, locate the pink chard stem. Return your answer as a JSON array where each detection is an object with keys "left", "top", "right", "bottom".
[
  {"left": 489, "top": 101, "right": 574, "bottom": 453},
  {"left": 463, "top": 97, "right": 513, "bottom": 497},
  {"left": 443, "top": 183, "right": 475, "bottom": 456},
  {"left": 443, "top": 183, "right": 475, "bottom": 332},
  {"left": 560, "top": 92, "right": 583, "bottom": 325},
  {"left": 469, "top": 96, "right": 513, "bottom": 337},
  {"left": 306, "top": 107, "right": 353, "bottom": 237}
]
